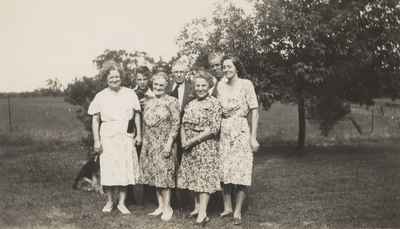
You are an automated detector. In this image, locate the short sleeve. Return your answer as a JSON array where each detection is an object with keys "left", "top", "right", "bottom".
[
  {"left": 245, "top": 80, "right": 259, "bottom": 109},
  {"left": 88, "top": 94, "right": 101, "bottom": 115},
  {"left": 128, "top": 89, "right": 141, "bottom": 112}
]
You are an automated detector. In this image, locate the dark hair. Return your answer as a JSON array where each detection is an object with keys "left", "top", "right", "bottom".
[
  {"left": 135, "top": 66, "right": 151, "bottom": 79},
  {"left": 222, "top": 56, "right": 249, "bottom": 78}
]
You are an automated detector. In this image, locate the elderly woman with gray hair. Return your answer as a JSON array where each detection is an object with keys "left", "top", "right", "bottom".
[{"left": 139, "top": 71, "right": 180, "bottom": 221}]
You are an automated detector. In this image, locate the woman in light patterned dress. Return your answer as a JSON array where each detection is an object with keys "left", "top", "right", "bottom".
[
  {"left": 177, "top": 70, "right": 222, "bottom": 225},
  {"left": 139, "top": 72, "right": 180, "bottom": 221},
  {"left": 88, "top": 66, "right": 142, "bottom": 214},
  {"left": 217, "top": 56, "right": 260, "bottom": 225}
]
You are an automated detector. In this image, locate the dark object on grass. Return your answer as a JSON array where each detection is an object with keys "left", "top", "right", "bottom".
[{"left": 72, "top": 154, "right": 102, "bottom": 193}]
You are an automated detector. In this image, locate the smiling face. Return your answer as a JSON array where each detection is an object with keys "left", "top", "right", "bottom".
[
  {"left": 152, "top": 75, "right": 168, "bottom": 97},
  {"left": 136, "top": 73, "right": 149, "bottom": 90},
  {"left": 222, "top": 59, "right": 238, "bottom": 81},
  {"left": 194, "top": 77, "right": 210, "bottom": 100},
  {"left": 107, "top": 69, "right": 122, "bottom": 91}
]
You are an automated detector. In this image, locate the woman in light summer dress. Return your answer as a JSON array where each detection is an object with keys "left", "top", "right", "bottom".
[
  {"left": 139, "top": 72, "right": 180, "bottom": 221},
  {"left": 177, "top": 70, "right": 222, "bottom": 226},
  {"left": 217, "top": 56, "right": 260, "bottom": 225},
  {"left": 88, "top": 65, "right": 142, "bottom": 214}
]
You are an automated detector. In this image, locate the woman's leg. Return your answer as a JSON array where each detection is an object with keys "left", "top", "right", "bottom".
[
  {"left": 160, "top": 188, "right": 173, "bottom": 221},
  {"left": 102, "top": 186, "right": 113, "bottom": 212},
  {"left": 148, "top": 187, "right": 164, "bottom": 215},
  {"left": 117, "top": 186, "right": 131, "bottom": 214},
  {"left": 196, "top": 192, "right": 210, "bottom": 223},
  {"left": 233, "top": 185, "right": 247, "bottom": 219},
  {"left": 220, "top": 183, "right": 233, "bottom": 216},
  {"left": 190, "top": 192, "right": 200, "bottom": 216}
]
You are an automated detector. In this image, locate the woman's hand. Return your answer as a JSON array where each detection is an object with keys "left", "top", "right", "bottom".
[
  {"left": 94, "top": 141, "right": 102, "bottom": 154},
  {"left": 162, "top": 143, "right": 172, "bottom": 158},
  {"left": 134, "top": 135, "right": 142, "bottom": 147},
  {"left": 182, "top": 139, "right": 195, "bottom": 150},
  {"left": 250, "top": 137, "right": 260, "bottom": 153}
]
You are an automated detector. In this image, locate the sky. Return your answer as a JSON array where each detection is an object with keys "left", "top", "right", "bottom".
[{"left": 0, "top": 0, "right": 234, "bottom": 92}]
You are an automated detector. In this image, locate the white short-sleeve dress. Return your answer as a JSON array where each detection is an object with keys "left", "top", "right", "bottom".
[{"left": 88, "top": 86, "right": 140, "bottom": 186}]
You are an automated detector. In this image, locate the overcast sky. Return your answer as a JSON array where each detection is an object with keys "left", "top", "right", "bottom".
[{"left": 0, "top": 0, "right": 230, "bottom": 92}]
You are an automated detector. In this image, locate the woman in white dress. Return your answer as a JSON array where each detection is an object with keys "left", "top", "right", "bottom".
[{"left": 88, "top": 66, "right": 142, "bottom": 214}]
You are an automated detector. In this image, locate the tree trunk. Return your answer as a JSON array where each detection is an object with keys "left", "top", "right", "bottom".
[{"left": 297, "top": 91, "right": 306, "bottom": 150}]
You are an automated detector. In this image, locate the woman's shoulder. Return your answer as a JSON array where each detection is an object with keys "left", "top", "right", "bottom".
[{"left": 239, "top": 78, "right": 254, "bottom": 87}]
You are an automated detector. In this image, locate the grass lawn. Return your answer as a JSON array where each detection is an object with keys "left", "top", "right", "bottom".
[
  {"left": 1, "top": 142, "right": 400, "bottom": 229},
  {"left": 1, "top": 97, "right": 400, "bottom": 228}
]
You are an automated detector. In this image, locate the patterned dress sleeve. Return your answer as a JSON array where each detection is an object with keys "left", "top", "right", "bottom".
[
  {"left": 168, "top": 97, "right": 181, "bottom": 137},
  {"left": 209, "top": 99, "right": 223, "bottom": 135},
  {"left": 88, "top": 93, "right": 100, "bottom": 115},
  {"left": 244, "top": 80, "right": 259, "bottom": 110}
]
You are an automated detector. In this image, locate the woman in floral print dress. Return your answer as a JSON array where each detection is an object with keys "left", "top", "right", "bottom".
[
  {"left": 217, "top": 56, "right": 260, "bottom": 225},
  {"left": 139, "top": 72, "right": 180, "bottom": 221},
  {"left": 177, "top": 70, "right": 222, "bottom": 225}
]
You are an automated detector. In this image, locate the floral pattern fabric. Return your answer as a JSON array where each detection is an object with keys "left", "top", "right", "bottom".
[
  {"left": 177, "top": 95, "right": 222, "bottom": 193},
  {"left": 217, "top": 79, "right": 258, "bottom": 186},
  {"left": 139, "top": 95, "right": 180, "bottom": 188}
]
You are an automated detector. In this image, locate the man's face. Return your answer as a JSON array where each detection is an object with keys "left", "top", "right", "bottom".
[
  {"left": 209, "top": 55, "right": 223, "bottom": 80},
  {"left": 172, "top": 66, "right": 187, "bottom": 84}
]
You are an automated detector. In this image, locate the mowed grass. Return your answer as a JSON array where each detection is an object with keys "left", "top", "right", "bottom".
[
  {"left": 0, "top": 97, "right": 86, "bottom": 144},
  {"left": 1, "top": 97, "right": 400, "bottom": 228}
]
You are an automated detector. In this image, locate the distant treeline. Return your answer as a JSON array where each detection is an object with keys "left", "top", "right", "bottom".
[{"left": 0, "top": 88, "right": 65, "bottom": 98}]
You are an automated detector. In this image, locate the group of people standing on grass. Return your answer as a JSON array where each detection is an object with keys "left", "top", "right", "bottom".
[{"left": 87, "top": 53, "right": 259, "bottom": 226}]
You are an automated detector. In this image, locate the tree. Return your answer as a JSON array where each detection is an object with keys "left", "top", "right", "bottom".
[{"left": 176, "top": 0, "right": 400, "bottom": 149}]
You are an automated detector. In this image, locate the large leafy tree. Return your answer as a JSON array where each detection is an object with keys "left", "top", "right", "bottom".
[{"left": 176, "top": 0, "right": 400, "bottom": 149}]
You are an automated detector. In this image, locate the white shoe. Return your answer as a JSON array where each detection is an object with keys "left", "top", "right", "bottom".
[
  {"left": 102, "top": 202, "right": 113, "bottom": 213},
  {"left": 148, "top": 208, "right": 163, "bottom": 216},
  {"left": 161, "top": 208, "right": 173, "bottom": 221},
  {"left": 117, "top": 204, "right": 131, "bottom": 215}
]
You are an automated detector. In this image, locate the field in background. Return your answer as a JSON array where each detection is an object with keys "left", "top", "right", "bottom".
[
  {"left": 1, "top": 96, "right": 400, "bottom": 228},
  {"left": 0, "top": 97, "right": 86, "bottom": 145},
  {"left": 2, "top": 96, "right": 400, "bottom": 146}
]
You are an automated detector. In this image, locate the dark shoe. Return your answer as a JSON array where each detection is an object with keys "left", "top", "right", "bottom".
[
  {"left": 233, "top": 217, "right": 242, "bottom": 226},
  {"left": 219, "top": 211, "right": 233, "bottom": 218},
  {"left": 195, "top": 216, "right": 210, "bottom": 227}
]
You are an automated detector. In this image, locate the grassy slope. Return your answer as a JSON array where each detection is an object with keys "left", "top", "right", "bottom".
[{"left": 1, "top": 97, "right": 400, "bottom": 229}]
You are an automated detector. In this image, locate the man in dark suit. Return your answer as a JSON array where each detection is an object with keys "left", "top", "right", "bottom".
[
  {"left": 208, "top": 52, "right": 224, "bottom": 97},
  {"left": 169, "top": 61, "right": 194, "bottom": 211},
  {"left": 169, "top": 63, "right": 194, "bottom": 113}
]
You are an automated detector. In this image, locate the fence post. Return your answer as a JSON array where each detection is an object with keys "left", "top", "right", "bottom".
[{"left": 7, "top": 94, "right": 13, "bottom": 132}]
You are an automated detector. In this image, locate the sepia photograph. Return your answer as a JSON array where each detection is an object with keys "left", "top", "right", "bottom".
[{"left": 1, "top": 0, "right": 399, "bottom": 228}]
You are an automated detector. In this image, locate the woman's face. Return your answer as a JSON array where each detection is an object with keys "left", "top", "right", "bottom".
[
  {"left": 194, "top": 77, "right": 210, "bottom": 99},
  {"left": 136, "top": 73, "right": 149, "bottom": 90},
  {"left": 222, "top": 59, "right": 237, "bottom": 81},
  {"left": 152, "top": 76, "right": 167, "bottom": 97},
  {"left": 107, "top": 70, "right": 121, "bottom": 91}
]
